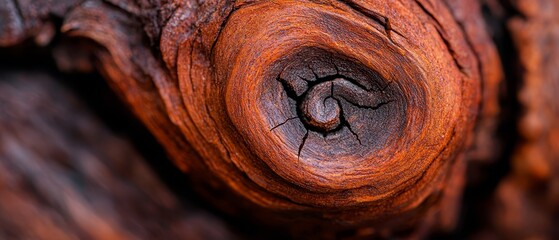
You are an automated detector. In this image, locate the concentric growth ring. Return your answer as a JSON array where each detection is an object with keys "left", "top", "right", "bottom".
[{"left": 169, "top": 0, "right": 482, "bottom": 229}]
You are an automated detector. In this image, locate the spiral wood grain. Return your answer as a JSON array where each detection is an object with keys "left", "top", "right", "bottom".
[
  {"left": 34, "top": 0, "right": 502, "bottom": 236},
  {"left": 153, "top": 0, "right": 492, "bottom": 231}
]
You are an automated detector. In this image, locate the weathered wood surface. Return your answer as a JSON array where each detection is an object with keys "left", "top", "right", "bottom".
[{"left": 0, "top": 0, "right": 558, "bottom": 238}]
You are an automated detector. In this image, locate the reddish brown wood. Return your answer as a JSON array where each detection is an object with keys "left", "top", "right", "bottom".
[
  {"left": 165, "top": 1, "right": 502, "bottom": 235},
  {"left": 0, "top": 0, "right": 501, "bottom": 237},
  {"left": 51, "top": 0, "right": 499, "bottom": 236},
  {"left": 2, "top": 0, "right": 559, "bottom": 238}
]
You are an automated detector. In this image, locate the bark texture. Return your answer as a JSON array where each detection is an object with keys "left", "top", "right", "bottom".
[
  {"left": 0, "top": 0, "right": 558, "bottom": 239},
  {"left": 160, "top": 1, "right": 500, "bottom": 236}
]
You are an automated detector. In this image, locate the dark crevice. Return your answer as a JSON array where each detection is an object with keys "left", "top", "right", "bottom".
[
  {"left": 298, "top": 130, "right": 309, "bottom": 160},
  {"left": 308, "top": 64, "right": 320, "bottom": 79},
  {"left": 337, "top": 0, "right": 407, "bottom": 44},
  {"left": 277, "top": 76, "right": 300, "bottom": 100},
  {"left": 414, "top": 0, "right": 467, "bottom": 74},
  {"left": 276, "top": 59, "right": 395, "bottom": 150},
  {"left": 209, "top": 1, "right": 238, "bottom": 57},
  {"left": 299, "top": 76, "right": 311, "bottom": 83},
  {"left": 330, "top": 85, "right": 363, "bottom": 145},
  {"left": 340, "top": 110, "right": 363, "bottom": 145},
  {"left": 270, "top": 117, "right": 298, "bottom": 131}
]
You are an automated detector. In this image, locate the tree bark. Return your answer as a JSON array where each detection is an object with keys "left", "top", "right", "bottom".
[{"left": 1, "top": 0, "right": 558, "bottom": 238}]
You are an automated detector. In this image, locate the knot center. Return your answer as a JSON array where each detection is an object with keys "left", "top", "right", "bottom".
[{"left": 300, "top": 80, "right": 341, "bottom": 132}]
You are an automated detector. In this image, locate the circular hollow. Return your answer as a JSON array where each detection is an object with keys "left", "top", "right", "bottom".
[
  {"left": 218, "top": 1, "right": 449, "bottom": 205},
  {"left": 266, "top": 48, "right": 408, "bottom": 168},
  {"left": 171, "top": 0, "right": 482, "bottom": 228}
]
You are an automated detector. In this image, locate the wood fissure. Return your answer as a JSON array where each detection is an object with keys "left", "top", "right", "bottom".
[{"left": 10, "top": 0, "right": 559, "bottom": 239}]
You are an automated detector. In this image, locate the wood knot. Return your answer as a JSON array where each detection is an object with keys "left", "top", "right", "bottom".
[
  {"left": 275, "top": 48, "right": 397, "bottom": 154},
  {"left": 159, "top": 0, "right": 486, "bottom": 231},
  {"left": 300, "top": 81, "right": 341, "bottom": 132}
]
